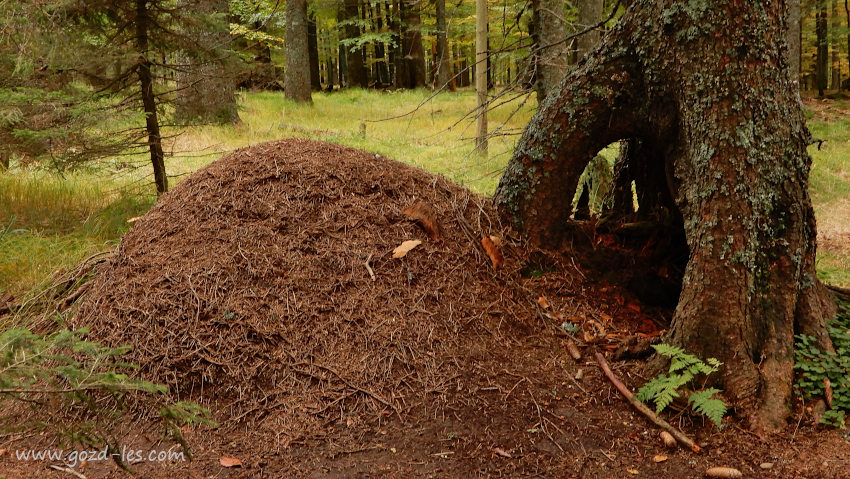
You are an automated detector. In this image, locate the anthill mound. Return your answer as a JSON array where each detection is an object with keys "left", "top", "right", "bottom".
[{"left": 72, "top": 139, "right": 593, "bottom": 433}]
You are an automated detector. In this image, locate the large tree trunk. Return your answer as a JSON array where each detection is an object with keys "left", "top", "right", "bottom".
[
  {"left": 175, "top": 0, "right": 239, "bottom": 124},
  {"left": 134, "top": 0, "right": 167, "bottom": 195},
  {"left": 531, "top": 0, "right": 567, "bottom": 102},
  {"left": 494, "top": 0, "right": 836, "bottom": 433},
  {"left": 285, "top": 0, "right": 312, "bottom": 102}
]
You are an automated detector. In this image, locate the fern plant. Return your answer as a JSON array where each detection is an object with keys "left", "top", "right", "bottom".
[
  {"left": 635, "top": 344, "right": 728, "bottom": 428},
  {"left": 794, "top": 299, "right": 850, "bottom": 428}
]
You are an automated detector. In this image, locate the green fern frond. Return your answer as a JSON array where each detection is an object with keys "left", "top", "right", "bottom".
[
  {"left": 638, "top": 344, "right": 727, "bottom": 428},
  {"left": 688, "top": 388, "right": 727, "bottom": 427}
]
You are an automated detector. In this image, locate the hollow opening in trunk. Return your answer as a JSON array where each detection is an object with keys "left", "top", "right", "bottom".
[{"left": 568, "top": 140, "right": 689, "bottom": 308}]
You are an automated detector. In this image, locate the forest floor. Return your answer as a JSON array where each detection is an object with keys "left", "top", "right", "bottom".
[{"left": 2, "top": 138, "right": 849, "bottom": 479}]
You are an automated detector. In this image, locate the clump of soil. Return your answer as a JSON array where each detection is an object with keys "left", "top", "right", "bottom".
[{"left": 71, "top": 139, "right": 592, "bottom": 435}]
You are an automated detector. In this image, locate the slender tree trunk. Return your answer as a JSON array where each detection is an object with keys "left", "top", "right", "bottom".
[
  {"left": 175, "top": 0, "right": 239, "bottom": 124},
  {"left": 285, "top": 0, "right": 312, "bottom": 102},
  {"left": 832, "top": 0, "right": 841, "bottom": 90},
  {"left": 846, "top": 0, "right": 850, "bottom": 89},
  {"left": 475, "top": 0, "right": 488, "bottom": 154},
  {"left": 343, "top": 0, "right": 367, "bottom": 88},
  {"left": 494, "top": 0, "right": 836, "bottom": 433},
  {"left": 576, "top": 0, "right": 603, "bottom": 60},
  {"left": 816, "top": 0, "right": 829, "bottom": 96},
  {"left": 134, "top": 0, "right": 167, "bottom": 195},
  {"left": 532, "top": 0, "right": 567, "bottom": 102},
  {"left": 401, "top": 0, "right": 427, "bottom": 88},
  {"left": 435, "top": 0, "right": 451, "bottom": 90},
  {"left": 307, "top": 11, "right": 321, "bottom": 91},
  {"left": 360, "top": 0, "right": 374, "bottom": 85},
  {"left": 374, "top": 2, "right": 390, "bottom": 86},
  {"left": 786, "top": 0, "right": 801, "bottom": 91}
]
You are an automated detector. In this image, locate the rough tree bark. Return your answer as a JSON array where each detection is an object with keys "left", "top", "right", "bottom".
[
  {"left": 134, "top": 0, "right": 167, "bottom": 195},
  {"left": 531, "top": 0, "right": 567, "bottom": 101},
  {"left": 285, "top": 0, "right": 312, "bottom": 102},
  {"left": 175, "top": 0, "right": 239, "bottom": 124},
  {"left": 494, "top": 0, "right": 836, "bottom": 432}
]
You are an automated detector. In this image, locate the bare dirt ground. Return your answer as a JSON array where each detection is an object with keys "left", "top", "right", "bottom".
[{"left": 2, "top": 139, "right": 848, "bottom": 478}]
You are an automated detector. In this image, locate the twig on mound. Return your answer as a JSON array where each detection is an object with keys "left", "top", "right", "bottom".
[
  {"left": 364, "top": 254, "right": 376, "bottom": 281},
  {"left": 49, "top": 465, "right": 87, "bottom": 479},
  {"left": 594, "top": 352, "right": 701, "bottom": 453}
]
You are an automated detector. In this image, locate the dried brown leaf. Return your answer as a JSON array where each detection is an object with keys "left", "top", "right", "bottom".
[
  {"left": 493, "top": 447, "right": 512, "bottom": 458},
  {"left": 537, "top": 296, "right": 551, "bottom": 309},
  {"left": 220, "top": 456, "right": 243, "bottom": 468},
  {"left": 481, "top": 235, "right": 503, "bottom": 269},
  {"left": 393, "top": 240, "right": 422, "bottom": 259},
  {"left": 402, "top": 201, "right": 441, "bottom": 241}
]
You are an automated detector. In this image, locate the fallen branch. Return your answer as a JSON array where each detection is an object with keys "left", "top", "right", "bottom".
[{"left": 594, "top": 352, "right": 701, "bottom": 453}]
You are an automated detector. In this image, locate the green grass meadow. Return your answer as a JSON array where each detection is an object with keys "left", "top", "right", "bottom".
[{"left": 1, "top": 89, "right": 848, "bottom": 297}]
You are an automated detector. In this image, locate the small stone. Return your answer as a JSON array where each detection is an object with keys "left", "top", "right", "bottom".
[{"left": 760, "top": 462, "right": 774, "bottom": 469}]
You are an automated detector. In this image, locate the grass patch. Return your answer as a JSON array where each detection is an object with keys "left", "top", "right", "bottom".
[
  {"left": 167, "top": 88, "right": 535, "bottom": 195},
  {"left": 807, "top": 108, "right": 850, "bottom": 289},
  {"left": 0, "top": 173, "right": 153, "bottom": 295}
]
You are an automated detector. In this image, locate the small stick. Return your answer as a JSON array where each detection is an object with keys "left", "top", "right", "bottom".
[
  {"left": 49, "top": 465, "right": 88, "bottom": 479},
  {"left": 364, "top": 254, "right": 376, "bottom": 281},
  {"left": 594, "top": 352, "right": 701, "bottom": 453}
]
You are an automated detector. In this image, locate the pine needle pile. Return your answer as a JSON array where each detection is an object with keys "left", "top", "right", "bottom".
[{"left": 70, "top": 139, "right": 591, "bottom": 440}]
